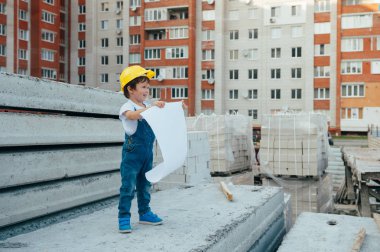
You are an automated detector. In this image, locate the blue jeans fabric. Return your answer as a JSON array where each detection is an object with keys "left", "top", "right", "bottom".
[{"left": 118, "top": 118, "right": 155, "bottom": 218}]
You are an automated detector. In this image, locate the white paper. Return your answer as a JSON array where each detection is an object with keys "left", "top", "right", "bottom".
[{"left": 141, "top": 102, "right": 187, "bottom": 183}]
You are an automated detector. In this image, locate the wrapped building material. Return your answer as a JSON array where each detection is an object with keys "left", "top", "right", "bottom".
[
  {"left": 186, "top": 114, "right": 253, "bottom": 175},
  {"left": 260, "top": 113, "right": 328, "bottom": 177}
]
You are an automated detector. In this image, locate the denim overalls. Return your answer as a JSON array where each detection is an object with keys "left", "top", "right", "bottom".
[{"left": 118, "top": 116, "right": 155, "bottom": 218}]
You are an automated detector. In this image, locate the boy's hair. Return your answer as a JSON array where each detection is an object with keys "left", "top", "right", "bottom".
[{"left": 123, "top": 76, "right": 150, "bottom": 99}]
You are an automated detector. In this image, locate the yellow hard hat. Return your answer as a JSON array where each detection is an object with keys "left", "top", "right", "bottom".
[{"left": 120, "top": 65, "right": 155, "bottom": 92}]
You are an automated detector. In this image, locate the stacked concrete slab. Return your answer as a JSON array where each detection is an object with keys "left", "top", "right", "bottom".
[
  {"left": 0, "top": 73, "right": 125, "bottom": 228},
  {"left": 260, "top": 113, "right": 328, "bottom": 177},
  {"left": 186, "top": 114, "right": 253, "bottom": 175},
  {"left": 278, "top": 212, "right": 380, "bottom": 252},
  {"left": 262, "top": 174, "right": 333, "bottom": 223},
  {"left": 1, "top": 184, "right": 286, "bottom": 252},
  {"left": 152, "top": 131, "right": 212, "bottom": 190}
]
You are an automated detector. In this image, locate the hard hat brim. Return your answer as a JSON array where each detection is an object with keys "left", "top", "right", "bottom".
[{"left": 120, "top": 68, "right": 156, "bottom": 92}]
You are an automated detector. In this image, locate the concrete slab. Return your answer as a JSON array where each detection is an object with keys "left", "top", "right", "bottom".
[
  {"left": 277, "top": 212, "right": 380, "bottom": 252},
  {"left": 0, "top": 184, "right": 285, "bottom": 252}
]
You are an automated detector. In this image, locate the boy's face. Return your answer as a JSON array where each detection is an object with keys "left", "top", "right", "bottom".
[{"left": 129, "top": 80, "right": 150, "bottom": 103}]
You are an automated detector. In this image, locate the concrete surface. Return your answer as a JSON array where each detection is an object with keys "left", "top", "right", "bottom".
[
  {"left": 0, "top": 113, "right": 123, "bottom": 146},
  {"left": 277, "top": 212, "right": 380, "bottom": 252},
  {"left": 0, "top": 184, "right": 285, "bottom": 252},
  {"left": 0, "top": 73, "right": 124, "bottom": 115},
  {"left": 0, "top": 147, "right": 121, "bottom": 188}
]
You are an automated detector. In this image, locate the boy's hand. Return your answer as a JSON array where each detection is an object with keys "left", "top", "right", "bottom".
[{"left": 153, "top": 101, "right": 165, "bottom": 108}]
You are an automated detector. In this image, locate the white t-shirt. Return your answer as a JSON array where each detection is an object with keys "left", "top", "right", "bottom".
[{"left": 119, "top": 100, "right": 150, "bottom": 135}]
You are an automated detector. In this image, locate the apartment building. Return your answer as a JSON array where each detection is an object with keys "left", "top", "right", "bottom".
[
  {"left": 0, "top": 0, "right": 70, "bottom": 81},
  {"left": 337, "top": 0, "right": 380, "bottom": 132}
]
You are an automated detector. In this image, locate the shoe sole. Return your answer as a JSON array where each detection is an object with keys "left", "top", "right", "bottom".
[
  {"left": 139, "top": 221, "right": 163, "bottom": 226},
  {"left": 119, "top": 229, "right": 132, "bottom": 233}
]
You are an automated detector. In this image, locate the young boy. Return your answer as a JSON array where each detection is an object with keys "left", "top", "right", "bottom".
[{"left": 118, "top": 65, "right": 165, "bottom": 233}]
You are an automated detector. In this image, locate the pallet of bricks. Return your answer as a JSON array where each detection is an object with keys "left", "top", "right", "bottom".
[
  {"left": 260, "top": 113, "right": 333, "bottom": 223},
  {"left": 187, "top": 114, "right": 253, "bottom": 176}
]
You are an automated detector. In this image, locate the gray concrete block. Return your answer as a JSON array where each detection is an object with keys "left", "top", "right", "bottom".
[
  {"left": 0, "top": 172, "right": 120, "bottom": 228},
  {"left": 0, "top": 113, "right": 124, "bottom": 147},
  {"left": 0, "top": 146, "right": 122, "bottom": 188},
  {"left": 1, "top": 185, "right": 285, "bottom": 252},
  {"left": 0, "top": 73, "right": 125, "bottom": 115}
]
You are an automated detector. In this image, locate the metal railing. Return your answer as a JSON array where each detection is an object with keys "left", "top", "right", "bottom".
[{"left": 369, "top": 124, "right": 380, "bottom": 137}]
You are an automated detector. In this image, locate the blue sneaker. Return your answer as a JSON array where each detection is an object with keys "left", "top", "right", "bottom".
[
  {"left": 119, "top": 217, "right": 132, "bottom": 233},
  {"left": 139, "top": 211, "right": 163, "bottom": 225}
]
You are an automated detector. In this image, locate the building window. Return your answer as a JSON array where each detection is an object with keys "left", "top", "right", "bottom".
[
  {"left": 100, "top": 73, "right": 109, "bottom": 83},
  {"left": 0, "top": 3, "right": 6, "bottom": 14},
  {"left": 116, "top": 37, "right": 123, "bottom": 46},
  {"left": 202, "top": 10, "right": 215, "bottom": 21},
  {"left": 341, "top": 107, "right": 363, "bottom": 120},
  {"left": 248, "top": 109, "right": 258, "bottom": 119},
  {"left": 130, "top": 0, "right": 141, "bottom": 7},
  {"left": 341, "top": 38, "right": 363, "bottom": 52},
  {"left": 129, "top": 16, "right": 141, "bottom": 26},
  {"left": 291, "top": 68, "right": 302, "bottom": 79},
  {"left": 43, "top": 0, "right": 54, "bottom": 5},
  {"left": 18, "top": 69, "right": 27, "bottom": 75},
  {"left": 78, "top": 40, "right": 86, "bottom": 48},
  {"left": 314, "top": 22, "right": 330, "bottom": 34},
  {"left": 292, "top": 47, "right": 302, "bottom": 58},
  {"left": 291, "top": 89, "right": 302, "bottom": 99},
  {"left": 169, "top": 28, "right": 189, "bottom": 40},
  {"left": 314, "top": 44, "right": 329, "bottom": 56},
  {"left": 116, "top": 19, "right": 123, "bottom": 29},
  {"left": 229, "top": 30, "right": 239, "bottom": 40},
  {"left": 18, "top": 49, "right": 28, "bottom": 60},
  {"left": 271, "top": 28, "right": 282, "bottom": 39},
  {"left": 41, "top": 49, "right": 54, "bottom": 61},
  {"left": 0, "top": 24, "right": 6, "bottom": 35},
  {"left": 248, "top": 8, "right": 258, "bottom": 19},
  {"left": 166, "top": 47, "right": 188, "bottom": 59},
  {"left": 202, "top": 69, "right": 215, "bottom": 80},
  {"left": 248, "top": 89, "right": 258, "bottom": 99},
  {"left": 41, "top": 68, "right": 57, "bottom": 79},
  {"left": 0, "top": 44, "right": 5, "bottom": 56},
  {"left": 271, "top": 89, "right": 281, "bottom": 99},
  {"left": 144, "top": 49, "right": 161, "bottom": 60},
  {"left": 79, "top": 74, "right": 86, "bottom": 84},
  {"left": 202, "top": 30, "right": 214, "bottom": 41},
  {"left": 291, "top": 26, "right": 303, "bottom": 38},
  {"left": 201, "top": 89, "right": 215, "bottom": 100},
  {"left": 247, "top": 49, "right": 258, "bottom": 60},
  {"left": 78, "top": 23, "right": 86, "bottom": 31},
  {"left": 202, "top": 50, "right": 215, "bottom": 61},
  {"left": 41, "top": 30, "right": 54, "bottom": 42},
  {"left": 315, "top": 0, "right": 330, "bottom": 12},
  {"left": 229, "top": 89, "right": 238, "bottom": 100},
  {"left": 130, "top": 34, "right": 140, "bottom": 45},
  {"left": 271, "top": 68, "right": 281, "bottom": 79},
  {"left": 372, "top": 61, "right": 380, "bottom": 74},
  {"left": 248, "top": 29, "right": 258, "bottom": 39},
  {"left": 145, "top": 9, "right": 165, "bottom": 21},
  {"left": 116, "top": 55, "right": 123, "bottom": 65},
  {"left": 291, "top": 5, "right": 301, "bottom": 16},
  {"left": 341, "top": 61, "right": 362, "bottom": 74},
  {"left": 41, "top": 11, "right": 55, "bottom": 24},
  {"left": 377, "top": 37, "right": 380, "bottom": 50},
  {"left": 229, "top": 109, "right": 239, "bottom": 115},
  {"left": 129, "top": 53, "right": 141, "bottom": 64},
  {"left": 229, "top": 50, "right": 239, "bottom": 61},
  {"left": 101, "top": 2, "right": 109, "bottom": 11},
  {"left": 229, "top": 69, "right": 239, "bottom": 80},
  {"left": 117, "top": 1, "right": 123, "bottom": 10},
  {"left": 342, "top": 14, "right": 372, "bottom": 29},
  {"left": 19, "top": 10, "right": 27, "bottom": 20},
  {"left": 248, "top": 69, "right": 258, "bottom": 80},
  {"left": 271, "top": 48, "right": 281, "bottom": 58},
  {"left": 101, "top": 38, "right": 109, "bottom": 48},
  {"left": 19, "top": 30, "right": 29, "bottom": 40},
  {"left": 314, "top": 88, "right": 330, "bottom": 99},
  {"left": 101, "top": 56, "right": 108, "bottom": 65},
  {"left": 172, "top": 67, "right": 188, "bottom": 79},
  {"left": 314, "top": 66, "right": 330, "bottom": 77},
  {"left": 342, "top": 83, "right": 364, "bottom": 97},
  {"left": 171, "top": 87, "right": 188, "bottom": 99},
  {"left": 150, "top": 87, "right": 161, "bottom": 99},
  {"left": 271, "top": 6, "right": 280, "bottom": 17},
  {"left": 100, "top": 20, "right": 108, "bottom": 30},
  {"left": 79, "top": 5, "right": 86, "bottom": 14},
  {"left": 78, "top": 57, "right": 85, "bottom": 66}
]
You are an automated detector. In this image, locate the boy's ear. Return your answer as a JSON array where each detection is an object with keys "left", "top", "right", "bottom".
[{"left": 127, "top": 86, "right": 133, "bottom": 93}]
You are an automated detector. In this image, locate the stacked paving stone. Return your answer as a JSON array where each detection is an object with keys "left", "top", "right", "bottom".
[
  {"left": 260, "top": 113, "right": 328, "bottom": 177},
  {"left": 186, "top": 114, "right": 253, "bottom": 176},
  {"left": 152, "top": 131, "right": 211, "bottom": 190},
  {"left": 326, "top": 146, "right": 345, "bottom": 192}
]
